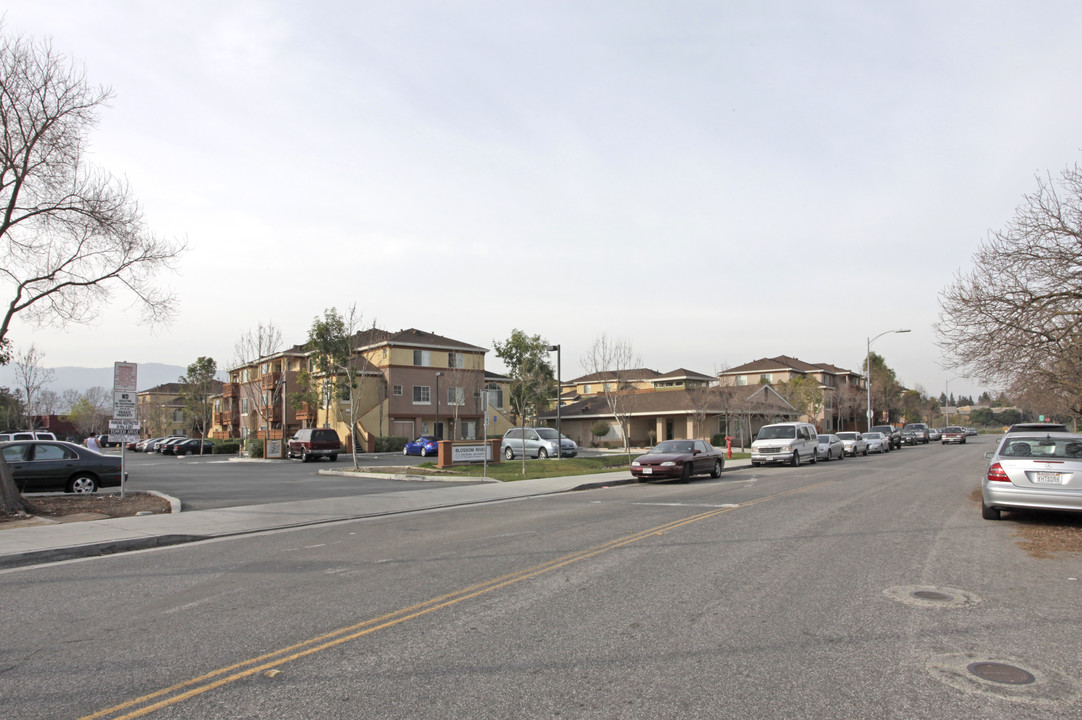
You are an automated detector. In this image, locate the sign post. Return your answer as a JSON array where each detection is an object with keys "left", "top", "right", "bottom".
[{"left": 113, "top": 362, "right": 138, "bottom": 498}]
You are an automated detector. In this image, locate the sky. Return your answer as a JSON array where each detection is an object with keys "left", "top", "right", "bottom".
[{"left": 4, "top": 1, "right": 1081, "bottom": 401}]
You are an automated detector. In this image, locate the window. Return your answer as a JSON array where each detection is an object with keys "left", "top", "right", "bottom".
[
  {"left": 172, "top": 409, "right": 184, "bottom": 422},
  {"left": 461, "top": 421, "right": 477, "bottom": 440},
  {"left": 760, "top": 373, "right": 773, "bottom": 384},
  {"left": 241, "top": 398, "right": 248, "bottom": 414},
  {"left": 393, "top": 385, "right": 403, "bottom": 396},
  {"left": 448, "top": 352, "right": 465, "bottom": 368},
  {"left": 484, "top": 384, "right": 503, "bottom": 409},
  {"left": 735, "top": 375, "right": 748, "bottom": 386},
  {"left": 413, "top": 386, "right": 431, "bottom": 404},
  {"left": 447, "top": 387, "right": 465, "bottom": 406},
  {"left": 583, "top": 384, "right": 592, "bottom": 394},
  {"left": 33, "top": 444, "right": 74, "bottom": 461},
  {"left": 413, "top": 350, "right": 431, "bottom": 366}
]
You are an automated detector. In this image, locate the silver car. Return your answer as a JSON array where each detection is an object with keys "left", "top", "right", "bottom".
[
  {"left": 836, "top": 431, "right": 868, "bottom": 457},
  {"left": 816, "top": 434, "right": 845, "bottom": 461},
  {"left": 981, "top": 432, "right": 1082, "bottom": 520},
  {"left": 862, "top": 431, "right": 888, "bottom": 453}
]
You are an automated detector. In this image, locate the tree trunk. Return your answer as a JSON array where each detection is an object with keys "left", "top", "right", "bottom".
[{"left": 0, "top": 455, "right": 36, "bottom": 516}]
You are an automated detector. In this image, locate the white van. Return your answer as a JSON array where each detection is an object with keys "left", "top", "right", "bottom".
[
  {"left": 751, "top": 422, "right": 818, "bottom": 467},
  {"left": 0, "top": 430, "right": 57, "bottom": 442}
]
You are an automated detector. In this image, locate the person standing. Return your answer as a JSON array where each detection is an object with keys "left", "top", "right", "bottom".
[{"left": 86, "top": 435, "right": 101, "bottom": 452}]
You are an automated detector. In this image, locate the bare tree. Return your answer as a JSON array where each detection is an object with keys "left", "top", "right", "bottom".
[
  {"left": 12, "top": 345, "right": 55, "bottom": 429},
  {"left": 232, "top": 322, "right": 282, "bottom": 444},
  {"left": 580, "top": 333, "right": 642, "bottom": 460},
  {"left": 938, "top": 165, "right": 1082, "bottom": 411},
  {"left": 687, "top": 384, "right": 718, "bottom": 441},
  {"left": 0, "top": 27, "right": 184, "bottom": 516}
]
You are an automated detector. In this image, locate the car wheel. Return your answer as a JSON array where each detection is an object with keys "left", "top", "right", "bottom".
[
  {"left": 791, "top": 451, "right": 800, "bottom": 467},
  {"left": 680, "top": 463, "right": 692, "bottom": 483},
  {"left": 863, "top": 446, "right": 869, "bottom": 456},
  {"left": 711, "top": 459, "right": 723, "bottom": 478},
  {"left": 751, "top": 461, "right": 760, "bottom": 468},
  {"left": 68, "top": 474, "right": 98, "bottom": 494},
  {"left": 301, "top": 449, "right": 310, "bottom": 463},
  {"left": 420, "top": 447, "right": 428, "bottom": 457},
  {"left": 810, "top": 450, "right": 817, "bottom": 464},
  {"left": 981, "top": 502, "right": 1001, "bottom": 520},
  {"left": 328, "top": 454, "right": 337, "bottom": 462},
  {"left": 504, "top": 447, "right": 514, "bottom": 460},
  {"left": 538, "top": 447, "right": 549, "bottom": 459},
  {"left": 838, "top": 449, "right": 845, "bottom": 460},
  {"left": 402, "top": 447, "right": 408, "bottom": 455}
]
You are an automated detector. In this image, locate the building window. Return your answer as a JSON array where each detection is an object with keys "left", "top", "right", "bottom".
[
  {"left": 461, "top": 420, "right": 477, "bottom": 440},
  {"left": 447, "top": 387, "right": 464, "bottom": 406},
  {"left": 393, "top": 385, "right": 403, "bottom": 396},
  {"left": 172, "top": 409, "right": 184, "bottom": 423},
  {"left": 413, "top": 350, "right": 431, "bottom": 366},
  {"left": 448, "top": 352, "right": 465, "bottom": 368},
  {"left": 735, "top": 375, "right": 748, "bottom": 386},
  {"left": 484, "top": 384, "right": 503, "bottom": 409},
  {"left": 760, "top": 373, "right": 773, "bottom": 384},
  {"left": 241, "top": 398, "right": 249, "bottom": 414},
  {"left": 413, "top": 386, "right": 431, "bottom": 404},
  {"left": 583, "top": 384, "right": 592, "bottom": 394}
]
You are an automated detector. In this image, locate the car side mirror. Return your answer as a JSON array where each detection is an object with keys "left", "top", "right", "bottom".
[{"left": 985, "top": 452, "right": 993, "bottom": 460}]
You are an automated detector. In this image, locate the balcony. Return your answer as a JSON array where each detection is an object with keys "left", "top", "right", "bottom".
[
  {"left": 260, "top": 405, "right": 282, "bottom": 423},
  {"left": 295, "top": 403, "right": 315, "bottom": 423},
  {"left": 223, "top": 383, "right": 240, "bottom": 399},
  {"left": 261, "top": 372, "right": 282, "bottom": 390},
  {"left": 214, "top": 410, "right": 239, "bottom": 426}
]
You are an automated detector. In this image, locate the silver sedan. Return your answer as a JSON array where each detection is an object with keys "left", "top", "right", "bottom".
[
  {"left": 816, "top": 434, "right": 845, "bottom": 461},
  {"left": 981, "top": 432, "right": 1082, "bottom": 520}
]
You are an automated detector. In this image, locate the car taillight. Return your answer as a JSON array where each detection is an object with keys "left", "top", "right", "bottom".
[{"left": 987, "top": 463, "right": 1010, "bottom": 482}]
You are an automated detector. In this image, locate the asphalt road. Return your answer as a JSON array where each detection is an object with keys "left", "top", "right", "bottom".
[
  {"left": 3, "top": 436, "right": 1080, "bottom": 719},
  {"left": 116, "top": 451, "right": 478, "bottom": 510}
]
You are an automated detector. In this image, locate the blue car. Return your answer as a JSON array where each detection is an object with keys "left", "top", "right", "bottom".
[{"left": 403, "top": 435, "right": 440, "bottom": 457}]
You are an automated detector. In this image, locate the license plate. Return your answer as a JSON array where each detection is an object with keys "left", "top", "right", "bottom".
[
  {"left": 1034, "top": 472, "right": 1063, "bottom": 484},
  {"left": 642, "top": 467, "right": 652, "bottom": 474}
]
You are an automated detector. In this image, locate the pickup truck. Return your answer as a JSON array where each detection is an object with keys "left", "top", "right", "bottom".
[{"left": 870, "top": 424, "right": 901, "bottom": 449}]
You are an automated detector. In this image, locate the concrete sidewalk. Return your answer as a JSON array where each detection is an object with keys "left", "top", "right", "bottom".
[{"left": 0, "top": 459, "right": 753, "bottom": 570}]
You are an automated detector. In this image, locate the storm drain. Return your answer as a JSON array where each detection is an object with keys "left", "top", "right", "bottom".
[
  {"left": 883, "top": 585, "right": 981, "bottom": 609},
  {"left": 967, "top": 662, "right": 1036, "bottom": 685}
]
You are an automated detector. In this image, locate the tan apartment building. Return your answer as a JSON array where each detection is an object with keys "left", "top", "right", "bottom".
[
  {"left": 716, "top": 355, "right": 864, "bottom": 431},
  {"left": 138, "top": 381, "right": 224, "bottom": 439},
  {"left": 211, "top": 328, "right": 512, "bottom": 449},
  {"left": 546, "top": 367, "right": 798, "bottom": 448}
]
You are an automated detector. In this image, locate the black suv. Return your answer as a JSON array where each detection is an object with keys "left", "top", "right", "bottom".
[
  {"left": 287, "top": 428, "right": 342, "bottom": 462},
  {"left": 870, "top": 424, "right": 901, "bottom": 450}
]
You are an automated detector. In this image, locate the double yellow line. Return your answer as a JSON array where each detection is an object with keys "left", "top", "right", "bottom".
[{"left": 81, "top": 481, "right": 829, "bottom": 720}]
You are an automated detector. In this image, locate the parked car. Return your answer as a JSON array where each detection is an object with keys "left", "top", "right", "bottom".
[
  {"left": 941, "top": 426, "right": 967, "bottom": 444},
  {"left": 904, "top": 423, "right": 931, "bottom": 444},
  {"left": 0, "top": 430, "right": 57, "bottom": 442},
  {"left": 981, "top": 431, "right": 1082, "bottom": 520},
  {"left": 97, "top": 434, "right": 122, "bottom": 449},
  {"left": 871, "top": 424, "right": 901, "bottom": 450},
  {"left": 836, "top": 431, "right": 869, "bottom": 456},
  {"left": 750, "top": 422, "right": 818, "bottom": 467},
  {"left": 630, "top": 439, "right": 725, "bottom": 482},
  {"left": 966, "top": 427, "right": 978, "bottom": 436},
  {"left": 157, "top": 437, "right": 189, "bottom": 454},
  {"left": 170, "top": 438, "right": 214, "bottom": 456},
  {"left": 0, "top": 440, "right": 123, "bottom": 493},
  {"left": 928, "top": 427, "right": 942, "bottom": 442},
  {"left": 816, "top": 434, "right": 845, "bottom": 461},
  {"left": 403, "top": 435, "right": 440, "bottom": 457},
  {"left": 862, "top": 431, "right": 889, "bottom": 453},
  {"left": 1005, "top": 422, "right": 1071, "bottom": 434},
  {"left": 501, "top": 427, "right": 578, "bottom": 459},
  {"left": 141, "top": 436, "right": 180, "bottom": 452},
  {"left": 287, "top": 427, "right": 342, "bottom": 462}
]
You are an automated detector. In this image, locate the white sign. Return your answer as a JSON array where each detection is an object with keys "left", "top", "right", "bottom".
[
  {"left": 114, "top": 362, "right": 138, "bottom": 392},
  {"left": 113, "top": 390, "right": 137, "bottom": 420},
  {"left": 108, "top": 420, "right": 140, "bottom": 430},
  {"left": 451, "top": 444, "right": 490, "bottom": 463}
]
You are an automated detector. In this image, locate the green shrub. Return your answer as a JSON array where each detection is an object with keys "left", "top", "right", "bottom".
[
  {"left": 246, "top": 438, "right": 264, "bottom": 458},
  {"left": 711, "top": 434, "right": 726, "bottom": 446},
  {"left": 213, "top": 441, "right": 240, "bottom": 455},
  {"left": 375, "top": 436, "right": 409, "bottom": 453}
]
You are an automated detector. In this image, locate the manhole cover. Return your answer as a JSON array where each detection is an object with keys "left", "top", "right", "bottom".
[
  {"left": 967, "top": 662, "right": 1036, "bottom": 685},
  {"left": 911, "top": 590, "right": 950, "bottom": 601}
]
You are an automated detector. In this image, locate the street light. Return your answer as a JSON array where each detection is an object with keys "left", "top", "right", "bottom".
[
  {"left": 435, "top": 371, "right": 443, "bottom": 439},
  {"left": 548, "top": 344, "right": 561, "bottom": 460},
  {"left": 866, "top": 329, "right": 910, "bottom": 431}
]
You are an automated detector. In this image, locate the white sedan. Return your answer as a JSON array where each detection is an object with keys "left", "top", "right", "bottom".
[
  {"left": 862, "top": 431, "right": 889, "bottom": 453},
  {"left": 836, "top": 431, "right": 869, "bottom": 457}
]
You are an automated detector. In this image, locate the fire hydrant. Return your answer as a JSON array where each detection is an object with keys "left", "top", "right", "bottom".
[{"left": 725, "top": 436, "right": 735, "bottom": 459}]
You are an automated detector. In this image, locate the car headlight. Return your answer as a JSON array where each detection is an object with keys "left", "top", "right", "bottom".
[
  {"left": 661, "top": 461, "right": 676, "bottom": 467},
  {"left": 631, "top": 461, "right": 640, "bottom": 467}
]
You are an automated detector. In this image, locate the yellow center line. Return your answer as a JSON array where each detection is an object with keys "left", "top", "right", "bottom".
[{"left": 80, "top": 480, "right": 832, "bottom": 720}]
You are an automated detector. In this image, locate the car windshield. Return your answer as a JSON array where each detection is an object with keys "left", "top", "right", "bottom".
[
  {"left": 837, "top": 433, "right": 858, "bottom": 440},
  {"left": 864, "top": 432, "right": 882, "bottom": 439},
  {"left": 757, "top": 426, "right": 795, "bottom": 440},
  {"left": 536, "top": 429, "right": 560, "bottom": 440},
  {"left": 652, "top": 441, "right": 694, "bottom": 454},
  {"left": 998, "top": 436, "right": 1082, "bottom": 459},
  {"left": 818, "top": 437, "right": 830, "bottom": 443}
]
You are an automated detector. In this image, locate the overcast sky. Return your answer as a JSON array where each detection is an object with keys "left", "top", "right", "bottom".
[{"left": 5, "top": 1, "right": 1081, "bottom": 400}]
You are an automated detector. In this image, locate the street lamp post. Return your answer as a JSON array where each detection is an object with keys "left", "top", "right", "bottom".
[
  {"left": 866, "top": 329, "right": 911, "bottom": 431},
  {"left": 435, "top": 371, "right": 443, "bottom": 439},
  {"left": 548, "top": 344, "right": 561, "bottom": 460}
]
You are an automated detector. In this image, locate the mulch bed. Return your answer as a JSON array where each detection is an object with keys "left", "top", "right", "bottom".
[
  {"left": 969, "top": 487, "right": 1082, "bottom": 558},
  {"left": 0, "top": 492, "right": 172, "bottom": 525}
]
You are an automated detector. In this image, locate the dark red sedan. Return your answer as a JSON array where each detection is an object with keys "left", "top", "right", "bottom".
[{"left": 631, "top": 440, "right": 725, "bottom": 482}]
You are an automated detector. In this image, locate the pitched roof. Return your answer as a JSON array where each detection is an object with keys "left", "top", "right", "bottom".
[
  {"left": 567, "top": 368, "right": 663, "bottom": 384},
  {"left": 652, "top": 368, "right": 715, "bottom": 382},
  {"left": 722, "top": 355, "right": 859, "bottom": 377},
  {"left": 351, "top": 328, "right": 487, "bottom": 353},
  {"left": 541, "top": 385, "right": 797, "bottom": 419}
]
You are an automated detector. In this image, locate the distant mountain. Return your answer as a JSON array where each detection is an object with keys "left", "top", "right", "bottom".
[{"left": 0, "top": 363, "right": 187, "bottom": 394}]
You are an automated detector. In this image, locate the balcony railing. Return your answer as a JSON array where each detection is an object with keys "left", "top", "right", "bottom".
[
  {"left": 261, "top": 372, "right": 282, "bottom": 389},
  {"left": 295, "top": 403, "right": 314, "bottom": 422},
  {"left": 260, "top": 405, "right": 282, "bottom": 423},
  {"left": 223, "top": 383, "right": 240, "bottom": 399}
]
